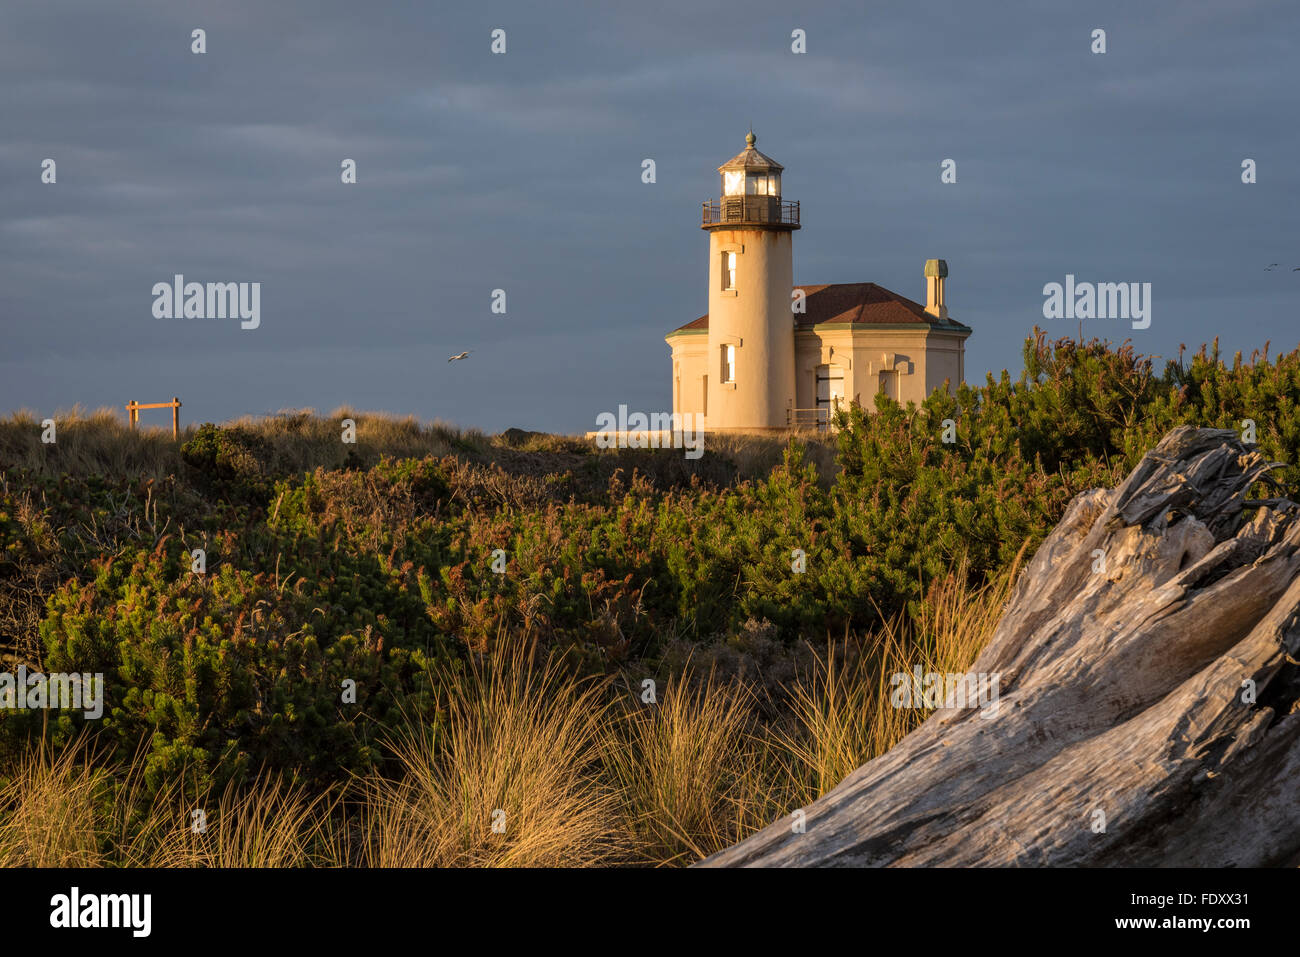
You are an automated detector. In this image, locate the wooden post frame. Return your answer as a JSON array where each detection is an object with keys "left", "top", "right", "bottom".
[{"left": 125, "top": 397, "right": 183, "bottom": 439}]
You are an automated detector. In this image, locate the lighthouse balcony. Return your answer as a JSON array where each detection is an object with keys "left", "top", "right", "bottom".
[{"left": 702, "top": 197, "right": 800, "bottom": 229}]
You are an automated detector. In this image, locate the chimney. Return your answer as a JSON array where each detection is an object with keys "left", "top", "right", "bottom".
[{"left": 924, "top": 259, "right": 948, "bottom": 320}]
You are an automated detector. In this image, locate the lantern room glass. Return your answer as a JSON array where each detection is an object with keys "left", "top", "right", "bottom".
[
  {"left": 722, "top": 170, "right": 781, "bottom": 197},
  {"left": 747, "top": 172, "right": 780, "bottom": 196}
]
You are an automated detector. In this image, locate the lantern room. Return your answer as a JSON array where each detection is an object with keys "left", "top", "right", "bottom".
[
  {"left": 702, "top": 130, "right": 800, "bottom": 230},
  {"left": 721, "top": 132, "right": 783, "bottom": 197}
]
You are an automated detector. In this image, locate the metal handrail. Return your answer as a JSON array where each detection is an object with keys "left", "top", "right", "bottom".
[
  {"left": 787, "top": 406, "right": 831, "bottom": 430},
  {"left": 702, "top": 198, "right": 800, "bottom": 227}
]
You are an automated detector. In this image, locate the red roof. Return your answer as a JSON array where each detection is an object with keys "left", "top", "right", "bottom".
[{"left": 668, "top": 282, "right": 970, "bottom": 335}]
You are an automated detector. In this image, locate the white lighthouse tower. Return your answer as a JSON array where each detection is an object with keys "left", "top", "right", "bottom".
[{"left": 701, "top": 131, "right": 799, "bottom": 431}]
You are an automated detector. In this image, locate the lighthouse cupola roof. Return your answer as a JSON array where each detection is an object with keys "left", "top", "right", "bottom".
[{"left": 718, "top": 130, "right": 785, "bottom": 173}]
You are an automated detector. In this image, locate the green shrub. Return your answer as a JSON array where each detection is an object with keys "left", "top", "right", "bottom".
[
  {"left": 10, "top": 332, "right": 1300, "bottom": 792},
  {"left": 180, "top": 423, "right": 274, "bottom": 502}
]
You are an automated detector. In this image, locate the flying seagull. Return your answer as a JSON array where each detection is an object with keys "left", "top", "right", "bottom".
[
  {"left": 1266, "top": 264, "right": 1279, "bottom": 270},
  {"left": 448, "top": 351, "right": 471, "bottom": 362}
]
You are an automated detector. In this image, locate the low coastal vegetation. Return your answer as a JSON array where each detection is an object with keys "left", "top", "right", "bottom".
[{"left": 1, "top": 331, "right": 1296, "bottom": 865}]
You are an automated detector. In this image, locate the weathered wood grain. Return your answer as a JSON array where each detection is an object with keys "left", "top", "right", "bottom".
[{"left": 699, "top": 426, "right": 1300, "bottom": 867}]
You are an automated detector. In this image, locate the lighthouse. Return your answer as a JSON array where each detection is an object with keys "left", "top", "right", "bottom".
[
  {"left": 701, "top": 131, "right": 799, "bottom": 431},
  {"left": 667, "top": 131, "right": 971, "bottom": 433}
]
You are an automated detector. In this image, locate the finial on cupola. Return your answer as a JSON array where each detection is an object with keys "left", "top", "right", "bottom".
[{"left": 746, "top": 127, "right": 755, "bottom": 147}]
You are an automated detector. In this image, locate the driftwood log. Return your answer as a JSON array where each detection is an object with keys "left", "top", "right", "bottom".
[{"left": 700, "top": 426, "right": 1300, "bottom": 867}]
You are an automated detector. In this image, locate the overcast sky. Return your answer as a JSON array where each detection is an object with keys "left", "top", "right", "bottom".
[{"left": 2, "top": 0, "right": 1297, "bottom": 434}]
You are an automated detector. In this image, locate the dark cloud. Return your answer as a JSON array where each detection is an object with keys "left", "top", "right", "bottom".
[{"left": 1, "top": 0, "right": 1296, "bottom": 431}]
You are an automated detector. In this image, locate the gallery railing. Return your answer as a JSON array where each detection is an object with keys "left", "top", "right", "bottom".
[{"left": 702, "top": 198, "right": 800, "bottom": 228}]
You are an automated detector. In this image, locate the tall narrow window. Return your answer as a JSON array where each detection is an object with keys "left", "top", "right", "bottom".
[
  {"left": 721, "top": 344, "right": 736, "bottom": 384},
  {"left": 722, "top": 251, "right": 737, "bottom": 291}
]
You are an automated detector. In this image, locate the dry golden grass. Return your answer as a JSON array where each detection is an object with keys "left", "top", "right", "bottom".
[
  {"left": 347, "top": 640, "right": 620, "bottom": 867},
  {"left": 0, "top": 405, "right": 484, "bottom": 480},
  {"left": 0, "top": 406, "right": 183, "bottom": 480},
  {"left": 596, "top": 556, "right": 1018, "bottom": 865},
  {"left": 777, "top": 556, "right": 1017, "bottom": 805},
  {"left": 0, "top": 562, "right": 1013, "bottom": 868},
  {"left": 0, "top": 406, "right": 837, "bottom": 487},
  {"left": 602, "top": 667, "right": 789, "bottom": 866},
  {"left": 0, "top": 741, "right": 332, "bottom": 868},
  {"left": 148, "top": 775, "right": 334, "bottom": 868},
  {"left": 0, "top": 743, "right": 104, "bottom": 866}
]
